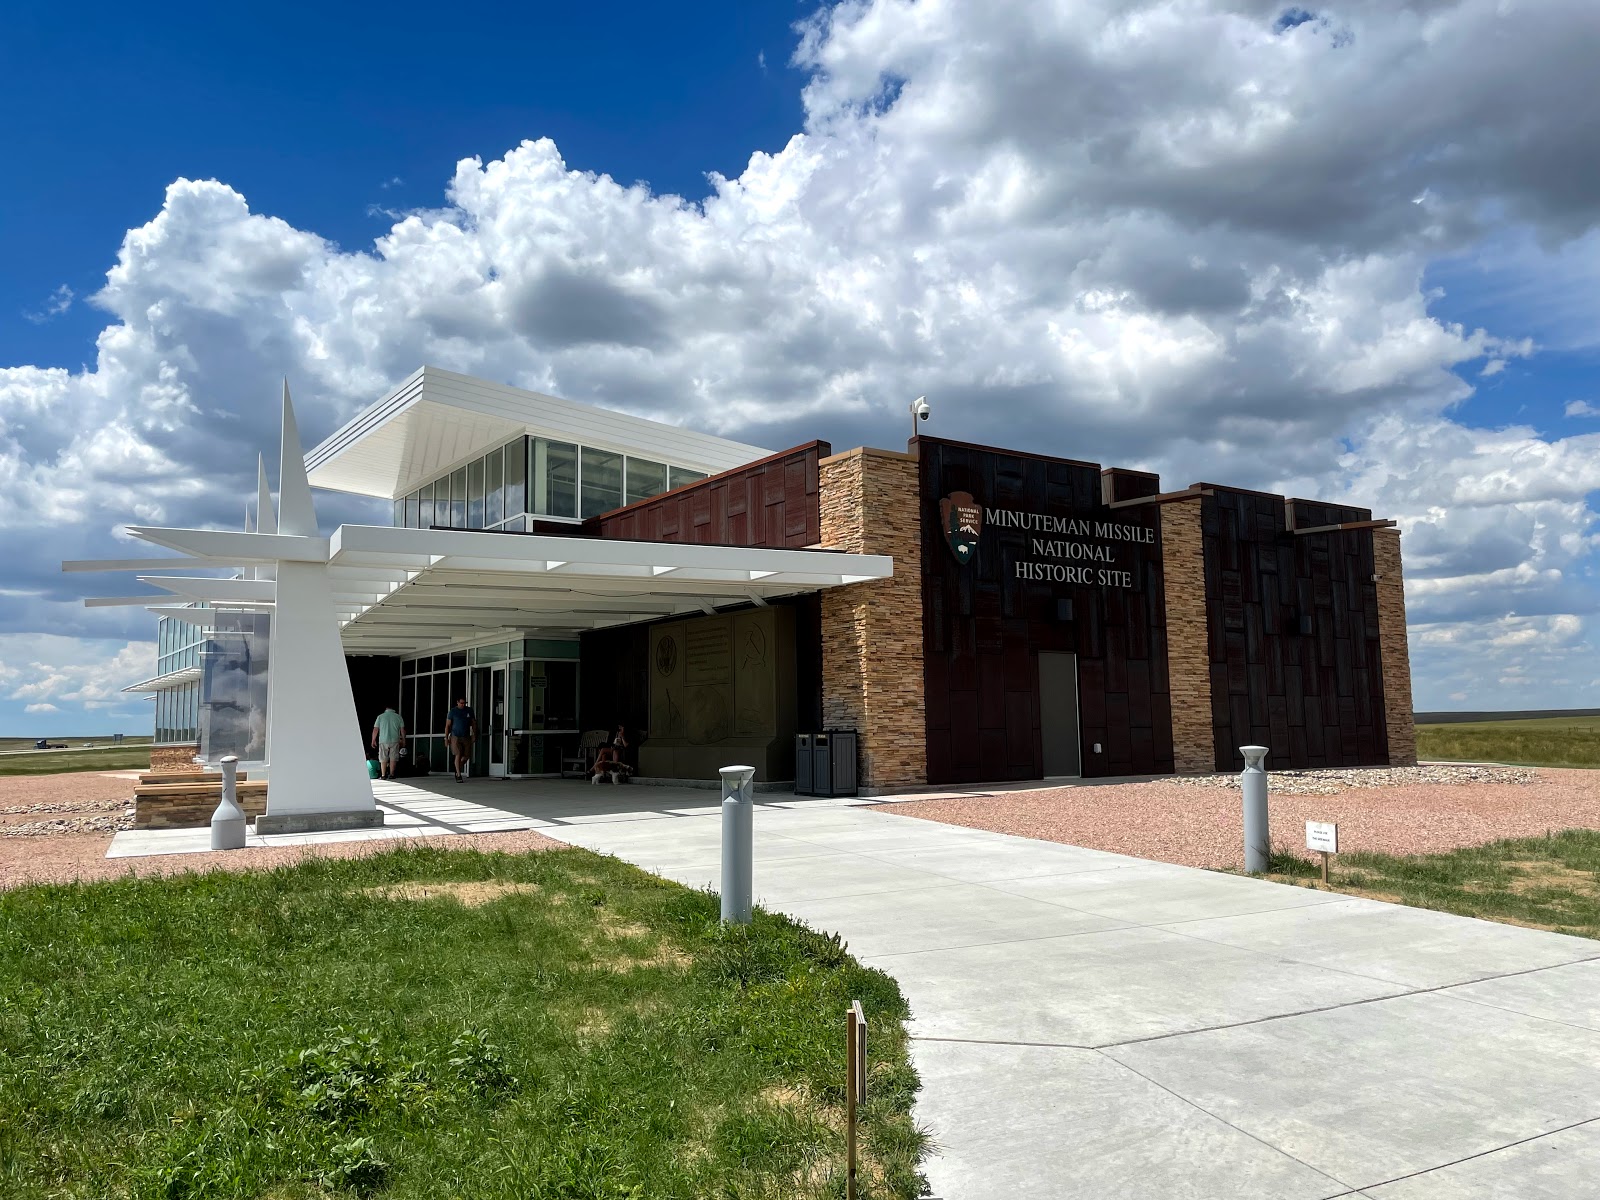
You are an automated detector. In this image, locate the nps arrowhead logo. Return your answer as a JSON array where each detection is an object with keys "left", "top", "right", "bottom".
[{"left": 940, "top": 492, "right": 983, "bottom": 565}]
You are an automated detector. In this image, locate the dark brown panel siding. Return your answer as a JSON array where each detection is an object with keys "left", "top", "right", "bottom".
[
  {"left": 919, "top": 438, "right": 1173, "bottom": 783},
  {"left": 1201, "top": 488, "right": 1389, "bottom": 771},
  {"left": 589, "top": 441, "right": 830, "bottom": 549}
]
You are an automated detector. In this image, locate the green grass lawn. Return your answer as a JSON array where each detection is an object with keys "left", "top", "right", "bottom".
[
  {"left": 1267, "top": 829, "right": 1600, "bottom": 939},
  {"left": 0, "top": 745, "right": 151, "bottom": 776},
  {"left": 0, "top": 845, "right": 927, "bottom": 1198},
  {"left": 1416, "top": 715, "right": 1600, "bottom": 769}
]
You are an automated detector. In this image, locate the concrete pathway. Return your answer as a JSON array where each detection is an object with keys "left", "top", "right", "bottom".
[
  {"left": 512, "top": 786, "right": 1600, "bottom": 1199},
  {"left": 107, "top": 777, "right": 1600, "bottom": 1196}
]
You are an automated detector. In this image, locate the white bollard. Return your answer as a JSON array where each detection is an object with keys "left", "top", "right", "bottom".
[
  {"left": 1240, "top": 745, "right": 1270, "bottom": 873},
  {"left": 210, "top": 755, "right": 247, "bottom": 850},
  {"left": 719, "top": 765, "right": 756, "bottom": 924}
]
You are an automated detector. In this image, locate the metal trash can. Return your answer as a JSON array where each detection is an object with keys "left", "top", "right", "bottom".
[
  {"left": 795, "top": 733, "right": 815, "bottom": 795},
  {"left": 813, "top": 730, "right": 859, "bottom": 797}
]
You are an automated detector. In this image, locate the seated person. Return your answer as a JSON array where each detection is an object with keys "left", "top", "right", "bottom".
[{"left": 590, "top": 744, "right": 633, "bottom": 785}]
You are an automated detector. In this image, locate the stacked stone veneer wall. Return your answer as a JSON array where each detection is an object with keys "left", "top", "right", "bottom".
[
  {"left": 135, "top": 785, "right": 268, "bottom": 829},
  {"left": 1373, "top": 529, "right": 1418, "bottom": 767},
  {"left": 1161, "top": 498, "right": 1215, "bottom": 774},
  {"left": 818, "top": 447, "right": 927, "bottom": 790},
  {"left": 149, "top": 744, "right": 200, "bottom": 770}
]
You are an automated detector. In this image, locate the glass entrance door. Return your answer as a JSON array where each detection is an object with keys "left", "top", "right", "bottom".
[{"left": 488, "top": 664, "right": 507, "bottom": 778}]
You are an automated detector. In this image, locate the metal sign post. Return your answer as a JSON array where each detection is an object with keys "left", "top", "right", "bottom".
[{"left": 847, "top": 999, "right": 867, "bottom": 1200}]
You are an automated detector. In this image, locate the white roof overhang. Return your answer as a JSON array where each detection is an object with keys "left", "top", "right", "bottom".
[
  {"left": 304, "top": 366, "right": 771, "bottom": 501},
  {"left": 326, "top": 525, "right": 892, "bottom": 654},
  {"left": 81, "top": 523, "right": 894, "bottom": 659},
  {"left": 122, "top": 665, "right": 203, "bottom": 693}
]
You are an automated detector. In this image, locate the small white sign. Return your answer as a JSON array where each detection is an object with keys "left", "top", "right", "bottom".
[{"left": 1306, "top": 821, "right": 1339, "bottom": 854}]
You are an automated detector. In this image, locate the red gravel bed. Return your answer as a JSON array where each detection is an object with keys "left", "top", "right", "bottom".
[
  {"left": 881, "top": 768, "right": 1600, "bottom": 869},
  {"left": 0, "top": 829, "right": 564, "bottom": 891},
  {"left": 0, "top": 770, "right": 562, "bottom": 890}
]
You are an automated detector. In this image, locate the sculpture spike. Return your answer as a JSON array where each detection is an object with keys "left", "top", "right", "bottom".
[{"left": 276, "top": 380, "right": 318, "bottom": 538}]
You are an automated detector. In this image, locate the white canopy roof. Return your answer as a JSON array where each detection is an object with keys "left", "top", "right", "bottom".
[
  {"left": 80, "top": 523, "right": 892, "bottom": 657},
  {"left": 304, "top": 366, "right": 771, "bottom": 501}
]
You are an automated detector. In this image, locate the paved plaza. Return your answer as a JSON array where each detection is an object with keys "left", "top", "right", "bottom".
[{"left": 111, "top": 777, "right": 1600, "bottom": 1196}]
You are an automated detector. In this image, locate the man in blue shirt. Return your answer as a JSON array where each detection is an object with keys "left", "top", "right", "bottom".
[{"left": 442, "top": 697, "right": 476, "bottom": 782}]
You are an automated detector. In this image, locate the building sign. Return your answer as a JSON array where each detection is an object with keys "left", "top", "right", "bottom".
[
  {"left": 939, "top": 495, "right": 1155, "bottom": 588},
  {"left": 940, "top": 492, "right": 983, "bottom": 564}
]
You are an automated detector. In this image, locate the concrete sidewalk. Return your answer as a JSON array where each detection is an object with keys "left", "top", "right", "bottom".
[{"left": 532, "top": 797, "right": 1600, "bottom": 1199}]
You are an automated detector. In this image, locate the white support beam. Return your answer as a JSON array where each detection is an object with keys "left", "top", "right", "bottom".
[
  {"left": 62, "top": 558, "right": 206, "bottom": 573},
  {"left": 139, "top": 576, "right": 278, "bottom": 603},
  {"left": 124, "top": 527, "right": 330, "bottom": 563}
]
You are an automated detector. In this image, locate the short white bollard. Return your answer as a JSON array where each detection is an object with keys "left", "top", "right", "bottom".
[
  {"left": 1240, "top": 745, "right": 1270, "bottom": 873},
  {"left": 719, "top": 765, "right": 756, "bottom": 924},
  {"left": 210, "top": 755, "right": 247, "bottom": 851}
]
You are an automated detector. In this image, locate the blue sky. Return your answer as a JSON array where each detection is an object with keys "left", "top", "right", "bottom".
[
  {"left": 2, "top": 0, "right": 1599, "bottom": 735},
  {"left": 1, "top": 1, "right": 814, "bottom": 370}
]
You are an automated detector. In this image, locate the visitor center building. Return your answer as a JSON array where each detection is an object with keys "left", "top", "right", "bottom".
[{"left": 82, "top": 366, "right": 1416, "bottom": 830}]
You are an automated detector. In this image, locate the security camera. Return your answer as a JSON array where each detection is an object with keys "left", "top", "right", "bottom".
[{"left": 909, "top": 395, "right": 930, "bottom": 438}]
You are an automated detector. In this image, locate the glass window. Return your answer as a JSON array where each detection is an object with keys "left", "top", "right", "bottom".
[
  {"left": 468, "top": 457, "right": 485, "bottom": 529},
  {"left": 669, "top": 466, "right": 707, "bottom": 490},
  {"left": 405, "top": 491, "right": 419, "bottom": 529},
  {"left": 625, "top": 457, "right": 668, "bottom": 505},
  {"left": 473, "top": 642, "right": 508, "bottom": 664},
  {"left": 401, "top": 657, "right": 415, "bottom": 676},
  {"left": 450, "top": 467, "right": 467, "bottom": 528},
  {"left": 486, "top": 447, "right": 504, "bottom": 527},
  {"left": 418, "top": 481, "right": 433, "bottom": 529},
  {"left": 393, "top": 498, "right": 405, "bottom": 526},
  {"left": 580, "top": 447, "right": 624, "bottom": 518},
  {"left": 533, "top": 439, "right": 579, "bottom": 518},
  {"left": 450, "top": 651, "right": 467, "bottom": 669},
  {"left": 504, "top": 436, "right": 526, "bottom": 516}
]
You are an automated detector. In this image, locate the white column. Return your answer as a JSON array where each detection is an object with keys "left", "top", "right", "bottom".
[{"left": 258, "top": 559, "right": 380, "bottom": 832}]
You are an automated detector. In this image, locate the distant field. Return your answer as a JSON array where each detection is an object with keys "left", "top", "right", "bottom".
[
  {"left": 0, "top": 744, "right": 151, "bottom": 777},
  {"left": 1417, "top": 715, "right": 1600, "bottom": 769},
  {"left": 0, "top": 736, "right": 150, "bottom": 753}
]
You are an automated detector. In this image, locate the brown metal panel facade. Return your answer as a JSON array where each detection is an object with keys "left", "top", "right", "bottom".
[
  {"left": 917, "top": 437, "right": 1172, "bottom": 783},
  {"left": 1200, "top": 488, "right": 1390, "bottom": 772},
  {"left": 587, "top": 441, "right": 831, "bottom": 549}
]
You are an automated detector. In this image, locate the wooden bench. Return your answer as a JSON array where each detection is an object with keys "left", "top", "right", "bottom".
[{"left": 133, "top": 779, "right": 269, "bottom": 830}]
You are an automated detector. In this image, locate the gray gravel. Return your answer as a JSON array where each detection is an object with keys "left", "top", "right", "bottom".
[{"left": 1169, "top": 763, "right": 1539, "bottom": 796}]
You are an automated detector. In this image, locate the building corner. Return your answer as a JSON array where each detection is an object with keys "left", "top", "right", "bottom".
[
  {"left": 1373, "top": 528, "right": 1417, "bottom": 767},
  {"left": 1160, "top": 496, "right": 1216, "bottom": 774},
  {"left": 818, "top": 447, "right": 927, "bottom": 790}
]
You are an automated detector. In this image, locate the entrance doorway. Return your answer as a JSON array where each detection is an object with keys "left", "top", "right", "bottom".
[
  {"left": 486, "top": 664, "right": 507, "bottom": 778},
  {"left": 1038, "top": 651, "right": 1081, "bottom": 777}
]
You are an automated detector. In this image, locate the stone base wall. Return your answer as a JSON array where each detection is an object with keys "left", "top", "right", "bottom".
[
  {"left": 1160, "top": 499, "right": 1215, "bottom": 774},
  {"left": 135, "top": 784, "right": 269, "bottom": 829},
  {"left": 150, "top": 744, "right": 200, "bottom": 771},
  {"left": 1373, "top": 529, "right": 1418, "bottom": 767},
  {"left": 819, "top": 447, "right": 927, "bottom": 790}
]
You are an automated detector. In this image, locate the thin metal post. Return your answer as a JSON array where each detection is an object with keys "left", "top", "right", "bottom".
[
  {"left": 210, "top": 755, "right": 246, "bottom": 850},
  {"left": 719, "top": 765, "right": 755, "bottom": 924},
  {"left": 847, "top": 999, "right": 866, "bottom": 1200},
  {"left": 1240, "top": 745, "right": 1270, "bottom": 874}
]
